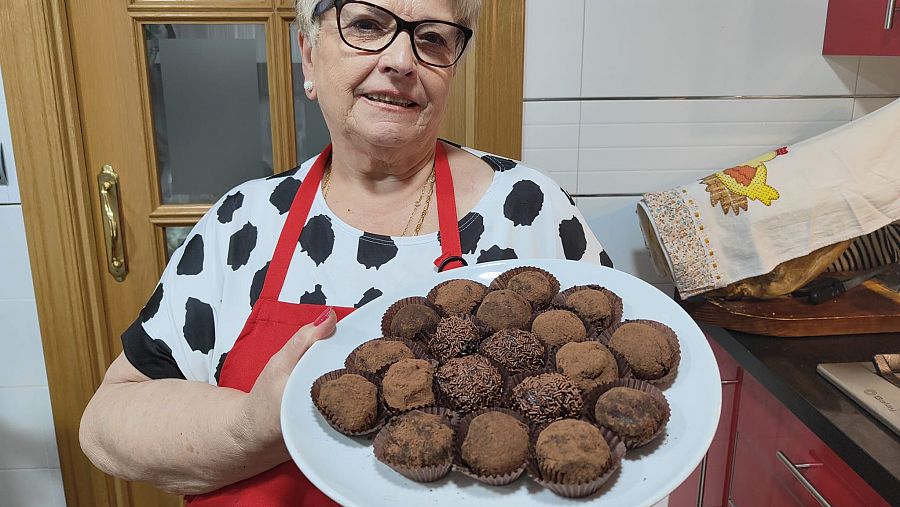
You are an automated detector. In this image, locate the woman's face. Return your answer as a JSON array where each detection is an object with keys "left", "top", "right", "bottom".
[{"left": 301, "top": 0, "right": 460, "bottom": 151}]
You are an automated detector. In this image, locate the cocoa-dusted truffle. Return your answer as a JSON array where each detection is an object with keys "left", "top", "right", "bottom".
[
  {"left": 555, "top": 341, "right": 618, "bottom": 391},
  {"left": 479, "top": 329, "right": 545, "bottom": 375},
  {"left": 376, "top": 410, "right": 454, "bottom": 468},
  {"left": 531, "top": 309, "right": 587, "bottom": 347},
  {"left": 428, "top": 315, "right": 481, "bottom": 362},
  {"left": 435, "top": 355, "right": 502, "bottom": 413},
  {"left": 608, "top": 322, "right": 675, "bottom": 380},
  {"left": 461, "top": 411, "right": 529, "bottom": 476},
  {"left": 388, "top": 303, "right": 440, "bottom": 340},
  {"left": 507, "top": 271, "right": 555, "bottom": 308},
  {"left": 565, "top": 288, "right": 612, "bottom": 328},
  {"left": 382, "top": 359, "right": 435, "bottom": 412},
  {"left": 431, "top": 279, "right": 488, "bottom": 314},
  {"left": 594, "top": 387, "right": 662, "bottom": 444},
  {"left": 317, "top": 374, "right": 378, "bottom": 432},
  {"left": 535, "top": 419, "right": 611, "bottom": 484},
  {"left": 476, "top": 289, "right": 531, "bottom": 330},
  {"left": 346, "top": 339, "right": 415, "bottom": 373},
  {"left": 510, "top": 373, "right": 583, "bottom": 424}
]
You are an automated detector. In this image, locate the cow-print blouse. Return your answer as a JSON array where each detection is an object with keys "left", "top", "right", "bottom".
[{"left": 123, "top": 146, "right": 613, "bottom": 384}]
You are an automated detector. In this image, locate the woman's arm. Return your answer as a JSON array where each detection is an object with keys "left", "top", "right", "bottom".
[{"left": 79, "top": 310, "right": 336, "bottom": 495}]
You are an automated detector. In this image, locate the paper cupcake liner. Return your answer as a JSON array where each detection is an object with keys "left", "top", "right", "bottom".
[
  {"left": 434, "top": 355, "right": 506, "bottom": 415},
  {"left": 452, "top": 408, "right": 530, "bottom": 485},
  {"left": 344, "top": 336, "right": 433, "bottom": 376},
  {"left": 426, "top": 279, "right": 489, "bottom": 316},
  {"left": 423, "top": 313, "right": 490, "bottom": 364},
  {"left": 504, "top": 370, "right": 584, "bottom": 424},
  {"left": 553, "top": 285, "right": 624, "bottom": 333},
  {"left": 528, "top": 306, "right": 597, "bottom": 349},
  {"left": 373, "top": 407, "right": 457, "bottom": 482},
  {"left": 310, "top": 368, "right": 387, "bottom": 437},
  {"left": 549, "top": 339, "right": 633, "bottom": 392},
  {"left": 477, "top": 328, "right": 549, "bottom": 377},
  {"left": 381, "top": 357, "right": 441, "bottom": 416},
  {"left": 599, "top": 319, "right": 681, "bottom": 387},
  {"left": 380, "top": 297, "right": 443, "bottom": 341},
  {"left": 487, "top": 266, "right": 561, "bottom": 310},
  {"left": 526, "top": 421, "right": 626, "bottom": 498},
  {"left": 583, "top": 378, "right": 671, "bottom": 449}
]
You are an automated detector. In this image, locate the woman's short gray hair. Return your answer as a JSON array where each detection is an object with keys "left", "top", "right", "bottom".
[{"left": 296, "top": 0, "right": 482, "bottom": 46}]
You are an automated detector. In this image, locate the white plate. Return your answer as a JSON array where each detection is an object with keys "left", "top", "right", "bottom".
[{"left": 282, "top": 259, "right": 721, "bottom": 507}]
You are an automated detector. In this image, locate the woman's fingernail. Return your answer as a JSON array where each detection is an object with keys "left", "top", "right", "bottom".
[{"left": 313, "top": 306, "right": 333, "bottom": 326}]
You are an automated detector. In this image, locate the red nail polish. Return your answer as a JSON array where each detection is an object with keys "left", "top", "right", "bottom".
[{"left": 313, "top": 306, "right": 333, "bottom": 326}]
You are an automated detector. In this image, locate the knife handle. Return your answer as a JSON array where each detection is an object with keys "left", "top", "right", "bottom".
[{"left": 808, "top": 281, "right": 846, "bottom": 304}]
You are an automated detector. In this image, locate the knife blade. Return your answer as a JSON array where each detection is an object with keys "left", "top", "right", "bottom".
[{"left": 807, "top": 265, "right": 890, "bottom": 305}]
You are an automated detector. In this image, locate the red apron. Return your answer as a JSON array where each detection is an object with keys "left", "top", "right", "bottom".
[{"left": 185, "top": 142, "right": 465, "bottom": 506}]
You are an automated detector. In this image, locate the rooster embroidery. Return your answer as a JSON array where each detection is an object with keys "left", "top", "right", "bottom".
[{"left": 701, "top": 147, "right": 787, "bottom": 216}]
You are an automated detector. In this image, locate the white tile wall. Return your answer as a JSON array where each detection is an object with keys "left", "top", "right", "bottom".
[
  {"left": 0, "top": 469, "right": 66, "bottom": 507},
  {"left": 523, "top": 0, "right": 584, "bottom": 98}
]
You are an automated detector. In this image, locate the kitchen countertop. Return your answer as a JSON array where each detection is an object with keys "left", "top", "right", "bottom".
[{"left": 703, "top": 325, "right": 900, "bottom": 504}]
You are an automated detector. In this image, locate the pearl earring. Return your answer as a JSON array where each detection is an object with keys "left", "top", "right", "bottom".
[{"left": 303, "top": 80, "right": 314, "bottom": 92}]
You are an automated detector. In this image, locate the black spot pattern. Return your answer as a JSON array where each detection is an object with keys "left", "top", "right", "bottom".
[
  {"left": 437, "top": 212, "right": 485, "bottom": 255},
  {"left": 559, "top": 217, "right": 588, "bottom": 261},
  {"left": 183, "top": 297, "right": 215, "bottom": 354},
  {"left": 217, "top": 192, "right": 244, "bottom": 224},
  {"left": 140, "top": 284, "right": 164, "bottom": 323},
  {"left": 299, "top": 215, "right": 335, "bottom": 266},
  {"left": 357, "top": 233, "right": 398, "bottom": 269},
  {"left": 482, "top": 154, "right": 518, "bottom": 172},
  {"left": 269, "top": 177, "right": 302, "bottom": 214},
  {"left": 249, "top": 262, "right": 269, "bottom": 308},
  {"left": 177, "top": 235, "right": 204, "bottom": 275},
  {"left": 503, "top": 180, "right": 544, "bottom": 226},
  {"left": 299, "top": 284, "right": 327, "bottom": 305},
  {"left": 227, "top": 222, "right": 258, "bottom": 271},
  {"left": 355, "top": 287, "right": 383, "bottom": 308},
  {"left": 599, "top": 250, "right": 614, "bottom": 268},
  {"left": 266, "top": 165, "right": 303, "bottom": 180},
  {"left": 214, "top": 352, "right": 228, "bottom": 383},
  {"left": 121, "top": 318, "right": 185, "bottom": 379},
  {"left": 477, "top": 245, "right": 518, "bottom": 263},
  {"left": 561, "top": 187, "right": 576, "bottom": 207}
]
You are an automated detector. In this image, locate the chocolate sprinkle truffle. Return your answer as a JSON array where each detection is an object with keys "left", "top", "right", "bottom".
[
  {"left": 376, "top": 410, "right": 454, "bottom": 468},
  {"left": 388, "top": 303, "right": 440, "bottom": 340},
  {"left": 535, "top": 419, "right": 611, "bottom": 484},
  {"left": 608, "top": 322, "right": 675, "bottom": 380},
  {"left": 531, "top": 309, "right": 587, "bottom": 347},
  {"left": 476, "top": 289, "right": 532, "bottom": 330},
  {"left": 565, "top": 288, "right": 613, "bottom": 329},
  {"left": 479, "top": 329, "right": 546, "bottom": 375},
  {"left": 507, "top": 271, "right": 555, "bottom": 307},
  {"left": 428, "top": 315, "right": 481, "bottom": 363},
  {"left": 317, "top": 374, "right": 378, "bottom": 432},
  {"left": 382, "top": 359, "right": 436, "bottom": 412},
  {"left": 346, "top": 339, "right": 415, "bottom": 373},
  {"left": 511, "top": 373, "right": 583, "bottom": 424},
  {"left": 431, "top": 279, "right": 488, "bottom": 314},
  {"left": 435, "top": 355, "right": 503, "bottom": 413},
  {"left": 461, "top": 411, "right": 530, "bottom": 476},
  {"left": 594, "top": 387, "right": 662, "bottom": 444},
  {"left": 555, "top": 341, "right": 618, "bottom": 392}
]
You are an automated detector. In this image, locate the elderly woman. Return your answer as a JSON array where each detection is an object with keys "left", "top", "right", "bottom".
[{"left": 80, "top": 0, "right": 611, "bottom": 505}]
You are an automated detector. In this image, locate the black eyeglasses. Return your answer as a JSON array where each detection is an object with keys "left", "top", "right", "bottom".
[{"left": 316, "top": 0, "right": 473, "bottom": 68}]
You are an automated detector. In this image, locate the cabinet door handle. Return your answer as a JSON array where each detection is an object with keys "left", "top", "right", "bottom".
[
  {"left": 775, "top": 451, "right": 830, "bottom": 507},
  {"left": 887, "top": 0, "right": 897, "bottom": 30},
  {"left": 98, "top": 164, "right": 128, "bottom": 282}
]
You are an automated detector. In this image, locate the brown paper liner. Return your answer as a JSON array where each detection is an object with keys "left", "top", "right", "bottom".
[
  {"left": 526, "top": 421, "right": 626, "bottom": 498},
  {"left": 553, "top": 285, "right": 624, "bottom": 333},
  {"left": 452, "top": 408, "right": 530, "bottom": 485},
  {"left": 488, "top": 266, "right": 561, "bottom": 310},
  {"left": 583, "top": 378, "right": 671, "bottom": 449},
  {"left": 422, "top": 313, "right": 490, "bottom": 364},
  {"left": 380, "top": 297, "right": 443, "bottom": 341},
  {"left": 381, "top": 357, "right": 441, "bottom": 416},
  {"left": 310, "top": 368, "right": 387, "bottom": 437},
  {"left": 599, "top": 319, "right": 681, "bottom": 386},
  {"left": 477, "top": 328, "right": 548, "bottom": 377},
  {"left": 344, "top": 336, "right": 433, "bottom": 376},
  {"left": 528, "top": 306, "right": 597, "bottom": 349},
  {"left": 426, "top": 279, "right": 489, "bottom": 315},
  {"left": 549, "top": 338, "right": 633, "bottom": 392},
  {"left": 504, "top": 371, "right": 584, "bottom": 424},
  {"left": 373, "top": 407, "right": 457, "bottom": 482},
  {"left": 434, "top": 354, "right": 506, "bottom": 415}
]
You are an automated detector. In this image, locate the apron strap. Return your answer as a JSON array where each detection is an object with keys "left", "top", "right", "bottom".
[{"left": 432, "top": 142, "right": 465, "bottom": 271}]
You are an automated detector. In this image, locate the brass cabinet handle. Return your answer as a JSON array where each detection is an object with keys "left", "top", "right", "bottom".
[
  {"left": 98, "top": 165, "right": 128, "bottom": 282},
  {"left": 775, "top": 451, "right": 830, "bottom": 506},
  {"left": 888, "top": 0, "right": 897, "bottom": 30}
]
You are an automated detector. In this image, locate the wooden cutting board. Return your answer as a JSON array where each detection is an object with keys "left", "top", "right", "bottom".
[{"left": 679, "top": 280, "right": 900, "bottom": 337}]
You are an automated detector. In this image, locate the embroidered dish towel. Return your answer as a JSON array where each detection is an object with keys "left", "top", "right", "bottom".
[{"left": 638, "top": 97, "right": 900, "bottom": 298}]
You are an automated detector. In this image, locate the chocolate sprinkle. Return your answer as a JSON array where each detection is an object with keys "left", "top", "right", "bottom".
[
  {"left": 435, "top": 355, "right": 502, "bottom": 413},
  {"left": 511, "top": 373, "right": 583, "bottom": 424},
  {"left": 428, "top": 315, "right": 481, "bottom": 363},
  {"left": 479, "top": 329, "right": 545, "bottom": 375}
]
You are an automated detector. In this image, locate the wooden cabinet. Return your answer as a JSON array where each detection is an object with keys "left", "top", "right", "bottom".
[{"left": 823, "top": 0, "right": 900, "bottom": 55}]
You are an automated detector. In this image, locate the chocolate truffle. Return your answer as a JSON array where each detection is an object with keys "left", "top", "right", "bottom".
[
  {"left": 594, "top": 387, "right": 662, "bottom": 445},
  {"left": 431, "top": 279, "right": 488, "bottom": 314},
  {"left": 461, "top": 411, "right": 529, "bottom": 476},
  {"left": 476, "top": 289, "right": 532, "bottom": 330},
  {"left": 535, "top": 419, "right": 611, "bottom": 484},
  {"left": 555, "top": 341, "right": 618, "bottom": 391},
  {"left": 316, "top": 374, "right": 378, "bottom": 432},
  {"left": 531, "top": 309, "right": 587, "bottom": 347},
  {"left": 510, "top": 373, "right": 583, "bottom": 424},
  {"left": 376, "top": 410, "right": 454, "bottom": 468},
  {"left": 346, "top": 339, "right": 415, "bottom": 373},
  {"left": 479, "top": 329, "right": 545, "bottom": 375},
  {"left": 382, "top": 359, "right": 436, "bottom": 412},
  {"left": 507, "top": 271, "right": 555, "bottom": 307},
  {"left": 428, "top": 315, "right": 481, "bottom": 363},
  {"left": 608, "top": 322, "right": 675, "bottom": 380},
  {"left": 388, "top": 303, "right": 440, "bottom": 340},
  {"left": 565, "top": 288, "right": 613, "bottom": 329},
  {"left": 435, "top": 355, "right": 502, "bottom": 413}
]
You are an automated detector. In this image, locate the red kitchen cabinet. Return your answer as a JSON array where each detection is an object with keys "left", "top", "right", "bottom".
[{"left": 823, "top": 0, "right": 900, "bottom": 55}]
